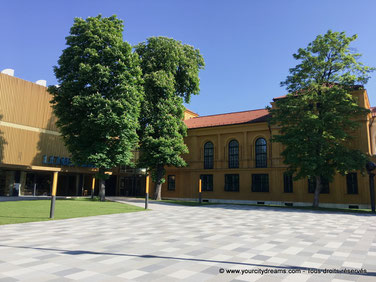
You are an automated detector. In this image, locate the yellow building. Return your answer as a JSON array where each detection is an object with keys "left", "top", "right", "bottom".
[
  {"left": 1, "top": 69, "right": 375, "bottom": 208},
  {"left": 0, "top": 71, "right": 146, "bottom": 197},
  {"left": 161, "top": 89, "right": 376, "bottom": 209}
]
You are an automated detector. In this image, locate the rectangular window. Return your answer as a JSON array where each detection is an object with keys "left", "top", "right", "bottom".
[
  {"left": 204, "top": 156, "right": 214, "bottom": 169},
  {"left": 283, "top": 172, "right": 293, "bottom": 193},
  {"left": 167, "top": 175, "right": 175, "bottom": 191},
  {"left": 229, "top": 153, "right": 239, "bottom": 168},
  {"left": 225, "top": 174, "right": 239, "bottom": 192},
  {"left": 200, "top": 174, "right": 213, "bottom": 191},
  {"left": 228, "top": 141, "right": 239, "bottom": 169},
  {"left": 204, "top": 142, "right": 214, "bottom": 169},
  {"left": 308, "top": 177, "right": 329, "bottom": 194},
  {"left": 346, "top": 173, "right": 358, "bottom": 194},
  {"left": 252, "top": 174, "right": 269, "bottom": 192}
]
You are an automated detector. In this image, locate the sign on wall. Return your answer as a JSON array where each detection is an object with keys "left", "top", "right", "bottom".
[{"left": 42, "top": 155, "right": 95, "bottom": 168}]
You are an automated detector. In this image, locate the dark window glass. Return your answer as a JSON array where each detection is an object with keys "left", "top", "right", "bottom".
[
  {"left": 228, "top": 140, "right": 239, "bottom": 168},
  {"left": 200, "top": 174, "right": 213, "bottom": 191},
  {"left": 252, "top": 174, "right": 269, "bottom": 192},
  {"left": 283, "top": 172, "right": 293, "bottom": 193},
  {"left": 167, "top": 175, "right": 175, "bottom": 191},
  {"left": 308, "top": 177, "right": 329, "bottom": 194},
  {"left": 225, "top": 174, "right": 239, "bottom": 191},
  {"left": 204, "top": 142, "right": 214, "bottom": 169},
  {"left": 346, "top": 173, "right": 358, "bottom": 194},
  {"left": 255, "top": 138, "right": 267, "bottom": 168}
]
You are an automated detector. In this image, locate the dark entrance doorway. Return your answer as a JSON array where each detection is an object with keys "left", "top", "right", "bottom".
[
  {"left": 119, "top": 175, "right": 145, "bottom": 197},
  {"left": 105, "top": 175, "right": 117, "bottom": 196},
  {"left": 25, "top": 172, "right": 52, "bottom": 196},
  {"left": 57, "top": 174, "right": 76, "bottom": 196}
]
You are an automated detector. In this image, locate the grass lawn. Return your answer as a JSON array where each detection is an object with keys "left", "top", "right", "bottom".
[
  {"left": 0, "top": 198, "right": 144, "bottom": 225},
  {"left": 161, "top": 199, "right": 374, "bottom": 214}
]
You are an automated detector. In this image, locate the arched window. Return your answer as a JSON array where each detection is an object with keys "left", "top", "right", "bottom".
[
  {"left": 204, "top": 142, "right": 214, "bottom": 169},
  {"left": 255, "top": 138, "right": 267, "bottom": 168},
  {"left": 228, "top": 140, "right": 239, "bottom": 168}
]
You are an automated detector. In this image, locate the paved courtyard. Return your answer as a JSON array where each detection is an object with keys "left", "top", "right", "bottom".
[{"left": 0, "top": 198, "right": 375, "bottom": 282}]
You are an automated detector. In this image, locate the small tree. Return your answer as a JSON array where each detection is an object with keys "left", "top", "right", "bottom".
[
  {"left": 49, "top": 15, "right": 143, "bottom": 201},
  {"left": 268, "top": 30, "right": 374, "bottom": 207},
  {"left": 135, "top": 37, "right": 204, "bottom": 200}
]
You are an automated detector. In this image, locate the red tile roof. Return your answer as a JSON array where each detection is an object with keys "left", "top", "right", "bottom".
[
  {"left": 184, "top": 109, "right": 269, "bottom": 129},
  {"left": 272, "top": 95, "right": 287, "bottom": 101}
]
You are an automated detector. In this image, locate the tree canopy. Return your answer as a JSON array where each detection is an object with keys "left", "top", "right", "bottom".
[
  {"left": 268, "top": 30, "right": 374, "bottom": 207},
  {"left": 48, "top": 15, "right": 143, "bottom": 200},
  {"left": 135, "top": 37, "right": 205, "bottom": 200}
]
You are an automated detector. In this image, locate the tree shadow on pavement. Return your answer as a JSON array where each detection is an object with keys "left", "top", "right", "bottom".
[{"left": 0, "top": 244, "right": 373, "bottom": 278}]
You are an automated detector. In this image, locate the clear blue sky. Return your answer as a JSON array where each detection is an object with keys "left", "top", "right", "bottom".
[{"left": 1, "top": 0, "right": 376, "bottom": 116}]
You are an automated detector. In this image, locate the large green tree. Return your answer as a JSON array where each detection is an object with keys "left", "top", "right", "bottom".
[
  {"left": 268, "top": 30, "right": 374, "bottom": 207},
  {"left": 135, "top": 37, "right": 204, "bottom": 200},
  {"left": 48, "top": 15, "right": 143, "bottom": 201}
]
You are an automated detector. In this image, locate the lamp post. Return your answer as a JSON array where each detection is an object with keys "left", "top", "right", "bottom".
[
  {"left": 145, "top": 174, "right": 149, "bottom": 209},
  {"left": 198, "top": 178, "right": 202, "bottom": 204},
  {"left": 91, "top": 176, "right": 95, "bottom": 199},
  {"left": 50, "top": 172, "right": 59, "bottom": 219},
  {"left": 366, "top": 161, "right": 376, "bottom": 213}
]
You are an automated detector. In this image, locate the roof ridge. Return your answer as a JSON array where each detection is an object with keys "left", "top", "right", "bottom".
[{"left": 192, "top": 108, "right": 267, "bottom": 119}]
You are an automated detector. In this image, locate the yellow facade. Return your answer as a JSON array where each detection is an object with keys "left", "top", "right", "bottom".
[
  {"left": 183, "top": 109, "right": 199, "bottom": 120},
  {"left": 0, "top": 72, "right": 145, "bottom": 197},
  {"left": 161, "top": 89, "right": 375, "bottom": 209},
  {"left": 1, "top": 71, "right": 375, "bottom": 207}
]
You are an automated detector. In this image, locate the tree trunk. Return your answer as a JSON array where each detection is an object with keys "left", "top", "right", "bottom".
[
  {"left": 99, "top": 179, "right": 106, "bottom": 202},
  {"left": 313, "top": 175, "right": 322, "bottom": 208},
  {"left": 153, "top": 165, "right": 164, "bottom": 200}
]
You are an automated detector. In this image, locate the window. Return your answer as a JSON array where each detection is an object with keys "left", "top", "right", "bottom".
[
  {"left": 225, "top": 174, "right": 239, "bottom": 191},
  {"left": 308, "top": 177, "right": 329, "bottom": 194},
  {"left": 255, "top": 138, "right": 267, "bottom": 168},
  {"left": 252, "top": 174, "right": 269, "bottom": 192},
  {"left": 228, "top": 140, "right": 239, "bottom": 168},
  {"left": 283, "top": 172, "right": 293, "bottom": 193},
  {"left": 204, "top": 142, "right": 214, "bottom": 169},
  {"left": 200, "top": 174, "right": 213, "bottom": 191},
  {"left": 346, "top": 173, "right": 358, "bottom": 194},
  {"left": 167, "top": 175, "right": 175, "bottom": 191}
]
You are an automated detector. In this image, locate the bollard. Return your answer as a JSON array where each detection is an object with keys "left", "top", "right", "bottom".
[
  {"left": 366, "top": 161, "right": 376, "bottom": 213},
  {"left": 91, "top": 177, "right": 95, "bottom": 199},
  {"left": 50, "top": 172, "right": 59, "bottom": 219},
  {"left": 369, "top": 173, "right": 375, "bottom": 213},
  {"left": 199, "top": 178, "right": 202, "bottom": 204},
  {"left": 145, "top": 175, "right": 149, "bottom": 209}
]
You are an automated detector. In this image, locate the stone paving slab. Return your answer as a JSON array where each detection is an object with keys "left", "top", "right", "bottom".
[{"left": 0, "top": 198, "right": 375, "bottom": 281}]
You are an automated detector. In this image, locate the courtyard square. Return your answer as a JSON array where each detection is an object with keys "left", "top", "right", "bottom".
[{"left": 0, "top": 199, "right": 375, "bottom": 281}]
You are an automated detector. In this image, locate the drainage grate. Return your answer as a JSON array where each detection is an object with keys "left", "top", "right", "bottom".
[
  {"left": 349, "top": 205, "right": 359, "bottom": 209},
  {"left": 285, "top": 203, "right": 293, "bottom": 207},
  {"left": 257, "top": 201, "right": 265, "bottom": 205}
]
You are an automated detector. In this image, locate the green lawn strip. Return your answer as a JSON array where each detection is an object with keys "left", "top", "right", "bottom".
[
  {"left": 0, "top": 199, "right": 144, "bottom": 225},
  {"left": 161, "top": 199, "right": 374, "bottom": 214}
]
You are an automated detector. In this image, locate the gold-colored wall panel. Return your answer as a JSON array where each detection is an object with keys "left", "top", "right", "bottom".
[
  {"left": 162, "top": 168, "right": 371, "bottom": 205},
  {"left": 163, "top": 89, "right": 374, "bottom": 206},
  {"left": 0, "top": 125, "right": 70, "bottom": 166},
  {"left": 0, "top": 74, "right": 58, "bottom": 131},
  {"left": 0, "top": 73, "right": 71, "bottom": 168}
]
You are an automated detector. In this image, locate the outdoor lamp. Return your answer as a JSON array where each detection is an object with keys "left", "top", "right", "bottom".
[{"left": 366, "top": 161, "right": 376, "bottom": 213}]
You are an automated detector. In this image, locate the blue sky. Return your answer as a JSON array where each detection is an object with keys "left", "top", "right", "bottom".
[{"left": 1, "top": 0, "right": 376, "bottom": 116}]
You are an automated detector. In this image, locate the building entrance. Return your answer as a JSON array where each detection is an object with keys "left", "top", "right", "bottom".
[
  {"left": 119, "top": 176, "right": 145, "bottom": 197},
  {"left": 24, "top": 172, "right": 52, "bottom": 196}
]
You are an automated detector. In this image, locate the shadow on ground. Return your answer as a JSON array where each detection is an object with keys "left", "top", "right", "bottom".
[{"left": 0, "top": 244, "right": 373, "bottom": 278}]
